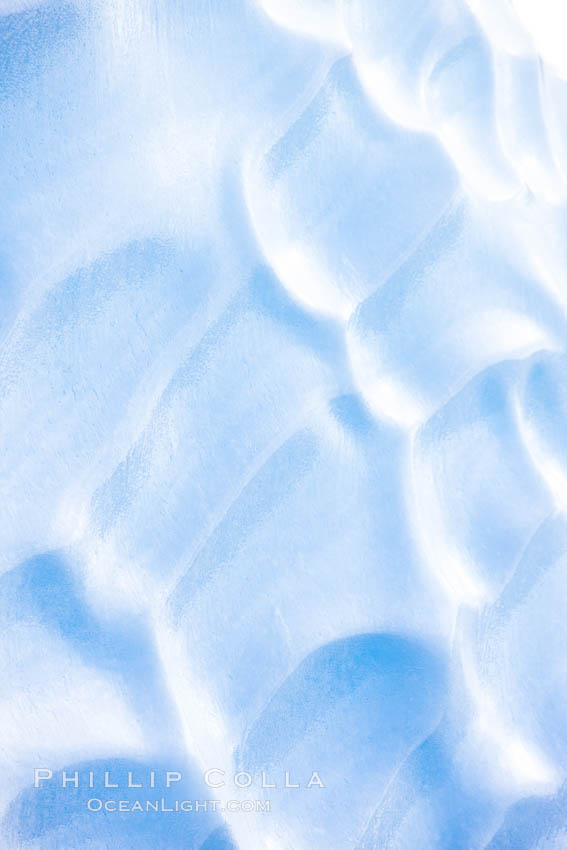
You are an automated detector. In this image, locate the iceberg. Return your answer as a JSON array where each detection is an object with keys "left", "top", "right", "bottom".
[{"left": 1, "top": 1, "right": 567, "bottom": 847}]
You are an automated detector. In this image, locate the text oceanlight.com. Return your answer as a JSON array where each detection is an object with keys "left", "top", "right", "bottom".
[{"left": 86, "top": 798, "right": 270, "bottom": 813}]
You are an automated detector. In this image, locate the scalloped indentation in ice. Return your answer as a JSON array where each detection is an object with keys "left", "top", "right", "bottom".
[{"left": 2, "top": 1, "right": 567, "bottom": 848}]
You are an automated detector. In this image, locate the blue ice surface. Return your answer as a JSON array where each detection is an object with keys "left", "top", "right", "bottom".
[{"left": 2, "top": 0, "right": 567, "bottom": 847}]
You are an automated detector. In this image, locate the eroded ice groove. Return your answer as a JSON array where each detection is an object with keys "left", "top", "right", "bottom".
[{"left": 3, "top": 0, "right": 567, "bottom": 848}]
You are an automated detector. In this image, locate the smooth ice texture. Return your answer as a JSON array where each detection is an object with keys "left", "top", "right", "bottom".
[{"left": 1, "top": 1, "right": 567, "bottom": 848}]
